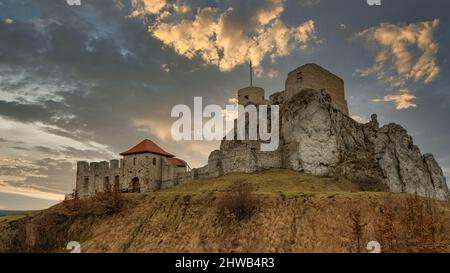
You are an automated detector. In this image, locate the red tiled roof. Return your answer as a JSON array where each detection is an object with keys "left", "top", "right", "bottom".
[
  {"left": 168, "top": 157, "right": 187, "bottom": 167},
  {"left": 120, "top": 139, "right": 174, "bottom": 157}
]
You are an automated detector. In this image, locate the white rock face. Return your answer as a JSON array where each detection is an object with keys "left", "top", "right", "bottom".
[
  {"left": 281, "top": 89, "right": 340, "bottom": 176},
  {"left": 281, "top": 89, "right": 450, "bottom": 199}
]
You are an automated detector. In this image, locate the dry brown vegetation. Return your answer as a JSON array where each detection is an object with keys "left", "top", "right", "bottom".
[
  {"left": 372, "top": 195, "right": 449, "bottom": 253},
  {"left": 1, "top": 169, "right": 450, "bottom": 253},
  {"left": 217, "top": 179, "right": 259, "bottom": 223}
]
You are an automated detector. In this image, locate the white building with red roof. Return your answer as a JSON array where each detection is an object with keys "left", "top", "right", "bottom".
[{"left": 76, "top": 139, "right": 190, "bottom": 197}]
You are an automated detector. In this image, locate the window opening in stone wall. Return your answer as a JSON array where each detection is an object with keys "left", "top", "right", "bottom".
[{"left": 297, "top": 72, "right": 303, "bottom": 83}]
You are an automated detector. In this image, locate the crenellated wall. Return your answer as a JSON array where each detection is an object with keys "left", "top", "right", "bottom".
[
  {"left": 76, "top": 153, "right": 188, "bottom": 197},
  {"left": 76, "top": 160, "right": 123, "bottom": 198}
]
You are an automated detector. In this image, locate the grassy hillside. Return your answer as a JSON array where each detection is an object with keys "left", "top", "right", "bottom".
[
  {"left": 161, "top": 169, "right": 361, "bottom": 195},
  {"left": 1, "top": 169, "right": 450, "bottom": 253},
  {"left": 0, "top": 211, "right": 33, "bottom": 225}
]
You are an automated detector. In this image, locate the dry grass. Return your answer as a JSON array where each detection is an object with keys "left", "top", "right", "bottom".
[
  {"left": 2, "top": 169, "right": 450, "bottom": 253},
  {"left": 160, "top": 169, "right": 361, "bottom": 196},
  {"left": 217, "top": 179, "right": 259, "bottom": 223}
]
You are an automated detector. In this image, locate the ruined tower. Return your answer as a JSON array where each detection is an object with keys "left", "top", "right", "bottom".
[
  {"left": 238, "top": 86, "right": 267, "bottom": 106},
  {"left": 283, "top": 63, "right": 349, "bottom": 115}
]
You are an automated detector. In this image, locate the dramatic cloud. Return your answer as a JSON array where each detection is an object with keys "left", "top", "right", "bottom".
[
  {"left": 0, "top": 157, "right": 71, "bottom": 201},
  {"left": 130, "top": 0, "right": 319, "bottom": 71},
  {"left": 0, "top": 116, "right": 115, "bottom": 160},
  {"left": 351, "top": 115, "right": 370, "bottom": 123},
  {"left": 130, "top": 0, "right": 169, "bottom": 16},
  {"left": 0, "top": 182, "right": 64, "bottom": 201},
  {"left": 371, "top": 88, "right": 417, "bottom": 110},
  {"left": 355, "top": 19, "right": 440, "bottom": 109}
]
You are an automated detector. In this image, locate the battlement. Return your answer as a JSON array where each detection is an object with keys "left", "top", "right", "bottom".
[
  {"left": 77, "top": 159, "right": 123, "bottom": 173},
  {"left": 75, "top": 142, "right": 189, "bottom": 198}
]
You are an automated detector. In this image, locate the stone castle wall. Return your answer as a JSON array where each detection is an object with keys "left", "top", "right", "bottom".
[{"left": 76, "top": 153, "right": 187, "bottom": 197}]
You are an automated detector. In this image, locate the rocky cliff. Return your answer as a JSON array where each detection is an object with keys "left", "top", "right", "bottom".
[
  {"left": 195, "top": 89, "right": 449, "bottom": 200},
  {"left": 281, "top": 89, "right": 449, "bottom": 200}
]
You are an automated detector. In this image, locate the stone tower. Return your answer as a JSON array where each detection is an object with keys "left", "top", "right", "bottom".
[
  {"left": 238, "top": 86, "right": 267, "bottom": 106},
  {"left": 284, "top": 63, "right": 349, "bottom": 115}
]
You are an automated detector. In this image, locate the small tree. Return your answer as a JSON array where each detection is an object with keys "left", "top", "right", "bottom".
[
  {"left": 64, "top": 189, "right": 80, "bottom": 215},
  {"left": 93, "top": 183, "right": 124, "bottom": 214}
]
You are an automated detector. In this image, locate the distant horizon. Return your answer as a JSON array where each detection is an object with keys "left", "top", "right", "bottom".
[{"left": 0, "top": 192, "right": 60, "bottom": 211}]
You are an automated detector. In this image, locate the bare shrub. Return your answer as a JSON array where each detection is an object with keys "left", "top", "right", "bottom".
[
  {"left": 348, "top": 208, "right": 367, "bottom": 253},
  {"left": 92, "top": 183, "right": 124, "bottom": 214},
  {"left": 374, "top": 195, "right": 398, "bottom": 252},
  {"left": 375, "top": 195, "right": 450, "bottom": 253},
  {"left": 63, "top": 189, "right": 80, "bottom": 216},
  {"left": 217, "top": 179, "right": 258, "bottom": 223},
  {"left": 401, "top": 195, "right": 448, "bottom": 252}
]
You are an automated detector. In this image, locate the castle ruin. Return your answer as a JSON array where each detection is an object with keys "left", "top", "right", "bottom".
[
  {"left": 76, "top": 139, "right": 189, "bottom": 197},
  {"left": 75, "top": 63, "right": 450, "bottom": 200}
]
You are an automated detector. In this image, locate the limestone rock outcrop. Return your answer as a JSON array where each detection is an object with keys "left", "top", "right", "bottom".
[
  {"left": 281, "top": 89, "right": 449, "bottom": 199},
  {"left": 196, "top": 89, "right": 449, "bottom": 200}
]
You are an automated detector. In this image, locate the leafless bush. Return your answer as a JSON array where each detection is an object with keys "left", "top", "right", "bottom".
[
  {"left": 401, "top": 195, "right": 448, "bottom": 252},
  {"left": 374, "top": 196, "right": 398, "bottom": 252},
  {"left": 94, "top": 188, "right": 124, "bottom": 214},
  {"left": 217, "top": 179, "right": 258, "bottom": 223},
  {"left": 374, "top": 195, "right": 449, "bottom": 253},
  {"left": 63, "top": 189, "right": 80, "bottom": 216},
  {"left": 348, "top": 208, "right": 367, "bottom": 253}
]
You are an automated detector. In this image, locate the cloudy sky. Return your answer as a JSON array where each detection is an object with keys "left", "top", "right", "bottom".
[{"left": 0, "top": 0, "right": 449, "bottom": 210}]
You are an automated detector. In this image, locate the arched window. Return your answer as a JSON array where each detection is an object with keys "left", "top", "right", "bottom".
[
  {"left": 153, "top": 158, "right": 156, "bottom": 166},
  {"left": 83, "top": 177, "right": 89, "bottom": 192},
  {"left": 114, "top": 176, "right": 120, "bottom": 191},
  {"left": 133, "top": 158, "right": 137, "bottom": 166},
  {"left": 103, "top": 177, "right": 111, "bottom": 192},
  {"left": 131, "top": 177, "right": 140, "bottom": 193}
]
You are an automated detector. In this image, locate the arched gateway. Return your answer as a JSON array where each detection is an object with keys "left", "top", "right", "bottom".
[{"left": 131, "top": 177, "right": 140, "bottom": 193}]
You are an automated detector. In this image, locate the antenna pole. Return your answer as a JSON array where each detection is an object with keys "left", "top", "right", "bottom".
[{"left": 250, "top": 60, "right": 253, "bottom": 87}]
